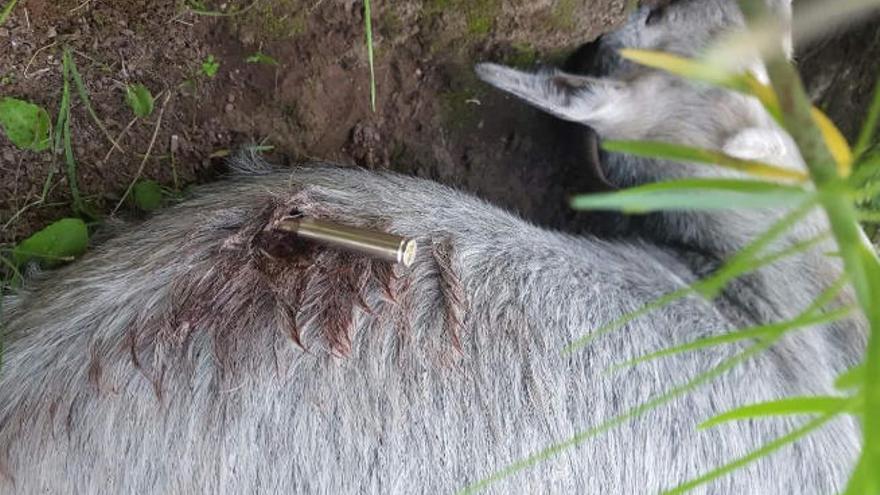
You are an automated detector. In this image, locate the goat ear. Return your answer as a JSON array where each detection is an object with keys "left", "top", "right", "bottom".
[{"left": 475, "top": 63, "right": 604, "bottom": 123}]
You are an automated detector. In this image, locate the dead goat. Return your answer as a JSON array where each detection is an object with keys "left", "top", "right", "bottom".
[{"left": 0, "top": 0, "right": 864, "bottom": 493}]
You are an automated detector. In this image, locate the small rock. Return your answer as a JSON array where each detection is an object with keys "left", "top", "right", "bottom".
[
  {"left": 225, "top": 103, "right": 234, "bottom": 113},
  {"left": 2, "top": 149, "right": 15, "bottom": 164},
  {"left": 239, "top": 30, "right": 255, "bottom": 45},
  {"left": 227, "top": 94, "right": 235, "bottom": 103},
  {"left": 47, "top": 26, "right": 57, "bottom": 38},
  {"left": 0, "top": 28, "right": 9, "bottom": 37}
]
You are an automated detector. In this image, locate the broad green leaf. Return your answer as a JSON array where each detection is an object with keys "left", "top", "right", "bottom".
[
  {"left": 132, "top": 180, "right": 163, "bottom": 211},
  {"left": 12, "top": 218, "right": 88, "bottom": 268},
  {"left": 570, "top": 178, "right": 809, "bottom": 213},
  {"left": 602, "top": 140, "right": 807, "bottom": 182},
  {"left": 245, "top": 52, "right": 279, "bottom": 66},
  {"left": 811, "top": 107, "right": 853, "bottom": 177},
  {"left": 698, "top": 397, "right": 853, "bottom": 430},
  {"left": 0, "top": 0, "right": 18, "bottom": 26},
  {"left": 836, "top": 363, "right": 866, "bottom": 391},
  {"left": 201, "top": 55, "right": 220, "bottom": 78},
  {"left": 0, "top": 97, "right": 51, "bottom": 151},
  {"left": 124, "top": 83, "right": 154, "bottom": 118}
]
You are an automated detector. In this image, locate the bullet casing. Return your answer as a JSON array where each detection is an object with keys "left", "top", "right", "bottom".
[{"left": 276, "top": 217, "right": 417, "bottom": 267}]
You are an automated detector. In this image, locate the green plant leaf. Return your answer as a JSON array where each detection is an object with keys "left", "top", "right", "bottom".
[
  {"left": 132, "top": 180, "right": 163, "bottom": 211},
  {"left": 618, "top": 49, "right": 734, "bottom": 87},
  {"left": 63, "top": 48, "right": 124, "bottom": 156},
  {"left": 601, "top": 140, "right": 808, "bottom": 182},
  {"left": 201, "top": 55, "right": 220, "bottom": 78},
  {"left": 563, "top": 200, "right": 816, "bottom": 353},
  {"left": 617, "top": 305, "right": 854, "bottom": 370},
  {"left": 12, "top": 218, "right": 88, "bottom": 268},
  {"left": 0, "top": 0, "right": 18, "bottom": 26},
  {"left": 698, "top": 396, "right": 854, "bottom": 430},
  {"left": 855, "top": 75, "right": 880, "bottom": 160},
  {"left": 124, "top": 83, "right": 154, "bottom": 118},
  {"left": 0, "top": 97, "right": 52, "bottom": 151},
  {"left": 662, "top": 411, "right": 843, "bottom": 495},
  {"left": 811, "top": 106, "right": 853, "bottom": 176},
  {"left": 618, "top": 49, "right": 782, "bottom": 120},
  {"left": 464, "top": 338, "right": 775, "bottom": 495},
  {"left": 245, "top": 52, "right": 279, "bottom": 66},
  {"left": 570, "top": 178, "right": 810, "bottom": 213},
  {"left": 836, "top": 363, "right": 866, "bottom": 391}
]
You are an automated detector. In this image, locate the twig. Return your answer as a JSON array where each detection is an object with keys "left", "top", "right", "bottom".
[
  {"left": 103, "top": 117, "right": 137, "bottom": 163},
  {"left": 113, "top": 93, "right": 171, "bottom": 214},
  {"left": 103, "top": 88, "right": 166, "bottom": 163},
  {"left": 184, "top": 0, "right": 261, "bottom": 17},
  {"left": 69, "top": 0, "right": 91, "bottom": 14},
  {"left": 1, "top": 171, "right": 59, "bottom": 230},
  {"left": 23, "top": 42, "right": 58, "bottom": 78}
]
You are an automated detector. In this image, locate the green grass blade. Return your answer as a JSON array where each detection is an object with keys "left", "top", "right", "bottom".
[
  {"left": 698, "top": 396, "right": 854, "bottom": 429},
  {"left": 619, "top": 49, "right": 783, "bottom": 122},
  {"left": 564, "top": 199, "right": 816, "bottom": 354},
  {"left": 364, "top": 0, "right": 376, "bottom": 112},
  {"left": 841, "top": 452, "right": 878, "bottom": 495},
  {"left": 463, "top": 339, "right": 774, "bottom": 494},
  {"left": 571, "top": 178, "right": 810, "bottom": 213},
  {"left": 562, "top": 287, "right": 691, "bottom": 354},
  {"left": 854, "top": 73, "right": 879, "bottom": 158},
  {"left": 53, "top": 70, "right": 70, "bottom": 155},
  {"left": 662, "top": 411, "right": 843, "bottom": 495},
  {"left": 836, "top": 363, "right": 866, "bottom": 391},
  {"left": 746, "top": 231, "right": 831, "bottom": 271},
  {"left": 695, "top": 199, "right": 817, "bottom": 298},
  {"left": 0, "top": 0, "right": 17, "bottom": 26},
  {"left": 602, "top": 140, "right": 808, "bottom": 182},
  {"left": 63, "top": 48, "right": 124, "bottom": 154},
  {"left": 616, "top": 305, "right": 853, "bottom": 370},
  {"left": 59, "top": 53, "right": 83, "bottom": 214},
  {"left": 858, "top": 210, "right": 880, "bottom": 223}
]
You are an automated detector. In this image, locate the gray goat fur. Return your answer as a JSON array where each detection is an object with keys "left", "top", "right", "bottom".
[{"left": 0, "top": 0, "right": 864, "bottom": 493}]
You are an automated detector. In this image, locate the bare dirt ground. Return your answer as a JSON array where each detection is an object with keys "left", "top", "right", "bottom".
[
  {"left": 0, "top": 0, "right": 878, "bottom": 248},
  {"left": 0, "top": 0, "right": 626, "bottom": 247}
]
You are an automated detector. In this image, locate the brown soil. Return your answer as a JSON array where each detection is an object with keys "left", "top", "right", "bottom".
[
  {"left": 0, "top": 0, "right": 878, "bottom": 249},
  {"left": 0, "top": 0, "right": 626, "bottom": 247}
]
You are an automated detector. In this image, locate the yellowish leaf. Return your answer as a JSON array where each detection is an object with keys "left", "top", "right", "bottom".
[
  {"left": 811, "top": 107, "right": 853, "bottom": 177},
  {"left": 620, "top": 50, "right": 783, "bottom": 122},
  {"left": 619, "top": 49, "right": 733, "bottom": 86}
]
